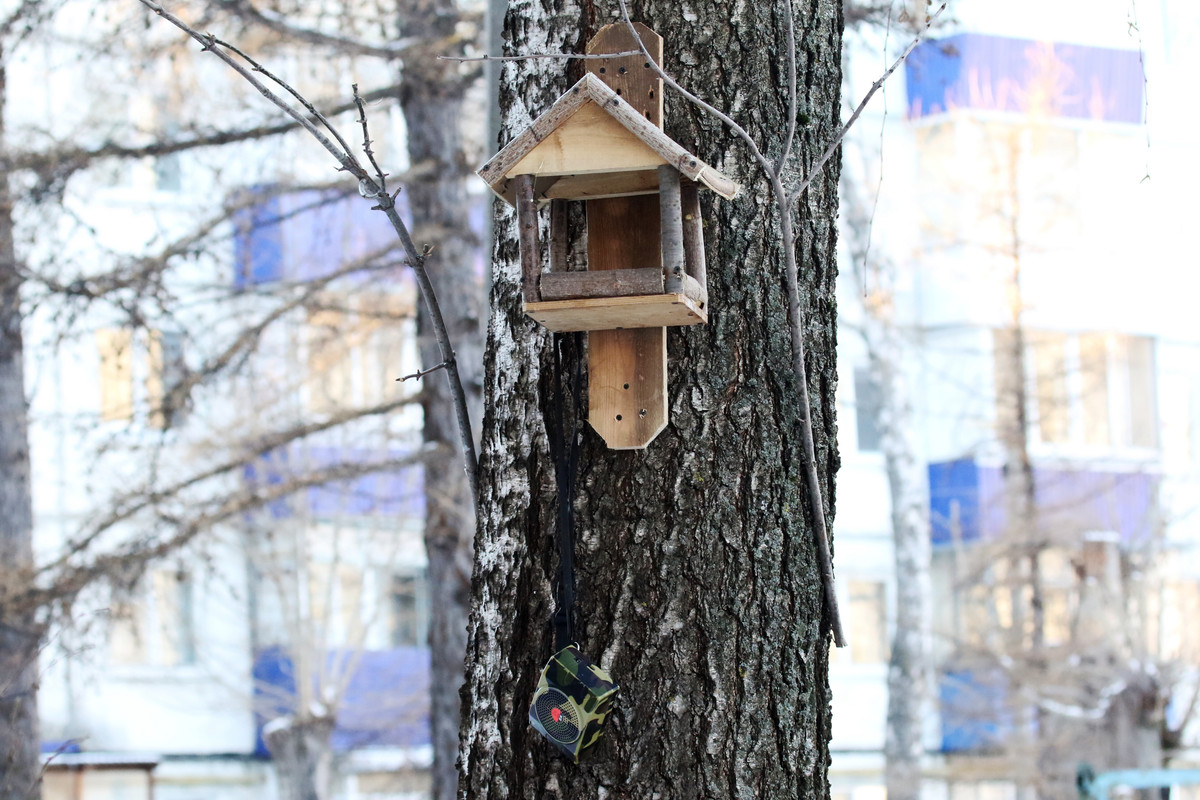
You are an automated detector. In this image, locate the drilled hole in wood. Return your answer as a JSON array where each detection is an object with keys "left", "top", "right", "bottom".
[
  {"left": 616, "top": 414, "right": 623, "bottom": 421},
  {"left": 623, "top": 383, "right": 630, "bottom": 389},
  {"left": 639, "top": 409, "right": 647, "bottom": 417},
  {"left": 644, "top": 62, "right": 650, "bottom": 68},
  {"left": 649, "top": 90, "right": 655, "bottom": 98},
  {"left": 599, "top": 67, "right": 606, "bottom": 73},
  {"left": 616, "top": 88, "right": 622, "bottom": 96},
  {"left": 619, "top": 66, "right": 627, "bottom": 74}
]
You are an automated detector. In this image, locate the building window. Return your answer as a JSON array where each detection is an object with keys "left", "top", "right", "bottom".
[
  {"left": 147, "top": 329, "right": 186, "bottom": 429},
  {"left": 389, "top": 570, "right": 429, "bottom": 648},
  {"left": 848, "top": 580, "right": 889, "bottom": 664},
  {"left": 97, "top": 327, "right": 186, "bottom": 427},
  {"left": 994, "top": 329, "right": 1158, "bottom": 450},
  {"left": 305, "top": 293, "right": 412, "bottom": 414},
  {"left": 854, "top": 367, "right": 883, "bottom": 452},
  {"left": 307, "top": 563, "right": 365, "bottom": 647},
  {"left": 110, "top": 569, "right": 196, "bottom": 666},
  {"left": 1038, "top": 547, "right": 1076, "bottom": 647},
  {"left": 1154, "top": 580, "right": 1200, "bottom": 662},
  {"left": 97, "top": 328, "right": 134, "bottom": 421},
  {"left": 1031, "top": 331, "right": 1070, "bottom": 444}
]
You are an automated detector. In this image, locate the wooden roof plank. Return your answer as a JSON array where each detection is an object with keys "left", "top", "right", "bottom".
[{"left": 478, "top": 73, "right": 738, "bottom": 204}]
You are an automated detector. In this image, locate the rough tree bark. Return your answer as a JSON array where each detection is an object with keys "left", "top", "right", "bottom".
[
  {"left": 398, "top": 5, "right": 485, "bottom": 800},
  {"left": 0, "top": 53, "right": 42, "bottom": 800},
  {"left": 459, "top": 0, "right": 843, "bottom": 797}
]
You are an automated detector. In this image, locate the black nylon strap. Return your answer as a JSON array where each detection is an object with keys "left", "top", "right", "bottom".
[{"left": 548, "top": 332, "right": 583, "bottom": 651}]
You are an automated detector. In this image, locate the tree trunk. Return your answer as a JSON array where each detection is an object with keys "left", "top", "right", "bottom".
[
  {"left": 841, "top": 117, "right": 932, "bottom": 800},
  {"left": 0, "top": 55, "right": 42, "bottom": 800},
  {"left": 265, "top": 717, "right": 336, "bottom": 800},
  {"left": 872, "top": 329, "right": 931, "bottom": 800},
  {"left": 460, "top": 1, "right": 843, "bottom": 797},
  {"left": 398, "top": 8, "right": 485, "bottom": 800}
]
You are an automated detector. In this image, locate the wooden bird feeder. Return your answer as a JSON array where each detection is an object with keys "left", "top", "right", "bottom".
[{"left": 477, "top": 24, "right": 738, "bottom": 449}]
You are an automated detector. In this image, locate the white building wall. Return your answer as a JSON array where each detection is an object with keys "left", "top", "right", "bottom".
[{"left": 832, "top": 0, "right": 1200, "bottom": 794}]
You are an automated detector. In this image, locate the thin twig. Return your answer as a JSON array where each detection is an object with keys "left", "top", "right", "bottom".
[
  {"left": 139, "top": 1, "right": 363, "bottom": 173},
  {"left": 616, "top": 0, "right": 844, "bottom": 645},
  {"left": 352, "top": 84, "right": 388, "bottom": 195},
  {"left": 398, "top": 360, "right": 450, "bottom": 382},
  {"left": 438, "top": 49, "right": 640, "bottom": 63},
  {"left": 1128, "top": 0, "right": 1152, "bottom": 181},
  {"left": 209, "top": 33, "right": 361, "bottom": 164},
  {"left": 788, "top": 3, "right": 946, "bottom": 205},
  {"left": 213, "top": 0, "right": 420, "bottom": 60},
  {"left": 615, "top": 0, "right": 949, "bottom": 649},
  {"left": 777, "top": 0, "right": 800, "bottom": 173},
  {"left": 614, "top": 0, "right": 955, "bottom": 648},
  {"left": 136, "top": 0, "right": 480, "bottom": 504},
  {"left": 615, "top": 0, "right": 775, "bottom": 181}
]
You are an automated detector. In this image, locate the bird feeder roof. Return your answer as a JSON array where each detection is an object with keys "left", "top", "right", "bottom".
[{"left": 477, "top": 73, "right": 739, "bottom": 205}]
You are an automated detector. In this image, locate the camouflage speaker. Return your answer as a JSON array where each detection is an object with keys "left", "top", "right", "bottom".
[{"left": 529, "top": 645, "right": 618, "bottom": 762}]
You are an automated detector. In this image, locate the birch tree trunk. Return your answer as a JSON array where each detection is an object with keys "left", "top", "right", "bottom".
[
  {"left": 866, "top": 304, "right": 931, "bottom": 800},
  {"left": 841, "top": 141, "right": 932, "bottom": 800},
  {"left": 398, "top": 5, "right": 485, "bottom": 800},
  {"left": 0, "top": 54, "right": 42, "bottom": 800},
  {"left": 460, "top": 0, "right": 843, "bottom": 796},
  {"left": 265, "top": 718, "right": 336, "bottom": 800}
]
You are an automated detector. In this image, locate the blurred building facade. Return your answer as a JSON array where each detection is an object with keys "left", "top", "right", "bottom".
[
  {"left": 11, "top": 0, "right": 1200, "bottom": 799},
  {"left": 6, "top": 3, "right": 463, "bottom": 798},
  {"left": 831, "top": 1, "right": 1200, "bottom": 798}
]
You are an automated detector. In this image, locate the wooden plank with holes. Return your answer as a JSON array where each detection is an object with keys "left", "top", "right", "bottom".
[
  {"left": 586, "top": 23, "right": 663, "bottom": 127},
  {"left": 585, "top": 194, "right": 667, "bottom": 449},
  {"left": 584, "top": 26, "right": 671, "bottom": 450}
]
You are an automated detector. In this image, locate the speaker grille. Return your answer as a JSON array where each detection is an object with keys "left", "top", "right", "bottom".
[{"left": 534, "top": 688, "right": 580, "bottom": 744}]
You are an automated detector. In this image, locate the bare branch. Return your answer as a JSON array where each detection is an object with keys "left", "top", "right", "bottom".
[
  {"left": 137, "top": 0, "right": 480, "bottom": 503},
  {"left": 35, "top": 394, "right": 425, "bottom": 580},
  {"left": 788, "top": 2, "right": 946, "bottom": 205},
  {"left": 210, "top": 0, "right": 419, "bottom": 59},
  {"left": 615, "top": 0, "right": 776, "bottom": 180},
  {"left": 209, "top": 32, "right": 362, "bottom": 161},
  {"left": 615, "top": 0, "right": 844, "bottom": 646},
  {"left": 777, "top": 0, "right": 800, "bottom": 172},
  {"left": 26, "top": 448, "right": 436, "bottom": 618},
  {"left": 137, "top": 0, "right": 365, "bottom": 175},
  {"left": 353, "top": 84, "right": 388, "bottom": 195},
  {"left": 1, "top": 85, "right": 402, "bottom": 180},
  {"left": 399, "top": 360, "right": 450, "bottom": 382},
  {"left": 438, "top": 49, "right": 641, "bottom": 63}
]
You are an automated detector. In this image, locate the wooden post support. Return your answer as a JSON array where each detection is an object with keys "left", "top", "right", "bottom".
[
  {"left": 681, "top": 180, "right": 707, "bottom": 295},
  {"left": 515, "top": 173, "right": 540, "bottom": 303},
  {"left": 585, "top": 23, "right": 669, "bottom": 449},
  {"left": 658, "top": 165, "right": 685, "bottom": 295},
  {"left": 549, "top": 199, "right": 569, "bottom": 273},
  {"left": 584, "top": 196, "right": 666, "bottom": 449}
]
